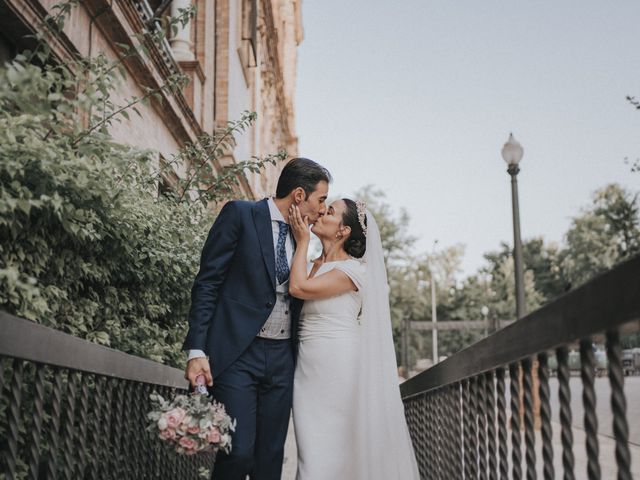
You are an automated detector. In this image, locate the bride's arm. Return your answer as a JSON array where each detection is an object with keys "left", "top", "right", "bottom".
[
  {"left": 288, "top": 205, "right": 356, "bottom": 300},
  {"left": 290, "top": 269, "right": 357, "bottom": 300}
]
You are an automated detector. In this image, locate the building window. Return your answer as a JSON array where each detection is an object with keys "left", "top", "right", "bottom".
[{"left": 241, "top": 0, "right": 258, "bottom": 67}]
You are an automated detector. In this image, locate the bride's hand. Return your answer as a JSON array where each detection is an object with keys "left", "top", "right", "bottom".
[{"left": 289, "top": 205, "right": 310, "bottom": 244}]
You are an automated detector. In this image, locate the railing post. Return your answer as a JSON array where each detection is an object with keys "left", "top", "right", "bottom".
[
  {"left": 509, "top": 363, "right": 523, "bottom": 480},
  {"left": 537, "top": 352, "right": 554, "bottom": 480},
  {"left": 5, "top": 359, "right": 25, "bottom": 480},
  {"left": 579, "top": 339, "right": 601, "bottom": 480},
  {"left": 605, "top": 330, "right": 632, "bottom": 479},
  {"left": 496, "top": 367, "right": 509, "bottom": 479}
]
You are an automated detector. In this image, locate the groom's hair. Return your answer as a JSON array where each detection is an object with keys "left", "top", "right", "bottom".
[{"left": 276, "top": 158, "right": 332, "bottom": 199}]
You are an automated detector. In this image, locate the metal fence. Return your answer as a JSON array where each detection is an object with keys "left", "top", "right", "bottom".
[
  {"left": 401, "top": 254, "right": 640, "bottom": 480},
  {"left": 0, "top": 312, "right": 214, "bottom": 479}
]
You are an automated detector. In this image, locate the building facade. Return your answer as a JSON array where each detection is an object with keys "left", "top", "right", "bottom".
[{"left": 0, "top": 0, "right": 303, "bottom": 199}]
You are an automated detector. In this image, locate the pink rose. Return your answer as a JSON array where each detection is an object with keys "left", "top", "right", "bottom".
[
  {"left": 187, "top": 425, "right": 200, "bottom": 434},
  {"left": 166, "top": 408, "right": 187, "bottom": 429},
  {"left": 207, "top": 427, "right": 221, "bottom": 444},
  {"left": 179, "top": 436, "right": 198, "bottom": 451},
  {"left": 159, "top": 427, "right": 177, "bottom": 441}
]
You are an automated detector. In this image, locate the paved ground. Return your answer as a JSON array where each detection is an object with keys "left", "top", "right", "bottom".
[
  {"left": 281, "top": 376, "right": 640, "bottom": 479},
  {"left": 548, "top": 375, "right": 640, "bottom": 446},
  {"left": 520, "top": 421, "right": 640, "bottom": 478}
]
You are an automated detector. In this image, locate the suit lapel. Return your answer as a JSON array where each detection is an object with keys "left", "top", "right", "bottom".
[{"left": 253, "top": 199, "right": 276, "bottom": 290}]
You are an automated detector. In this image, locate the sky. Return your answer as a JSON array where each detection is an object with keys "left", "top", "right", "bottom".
[{"left": 294, "top": 0, "right": 640, "bottom": 277}]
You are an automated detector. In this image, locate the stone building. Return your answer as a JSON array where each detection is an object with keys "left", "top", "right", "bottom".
[{"left": 0, "top": 0, "right": 303, "bottom": 199}]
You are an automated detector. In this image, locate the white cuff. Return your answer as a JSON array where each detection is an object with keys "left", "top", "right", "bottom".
[{"left": 187, "top": 349, "right": 207, "bottom": 361}]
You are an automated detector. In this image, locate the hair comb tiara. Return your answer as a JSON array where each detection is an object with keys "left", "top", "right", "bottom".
[{"left": 356, "top": 201, "right": 367, "bottom": 237}]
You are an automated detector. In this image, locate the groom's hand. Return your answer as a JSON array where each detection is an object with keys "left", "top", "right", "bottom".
[
  {"left": 289, "top": 205, "right": 310, "bottom": 244},
  {"left": 185, "top": 357, "right": 214, "bottom": 387}
]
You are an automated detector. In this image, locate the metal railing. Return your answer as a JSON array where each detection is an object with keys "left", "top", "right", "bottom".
[
  {"left": 401, "top": 254, "right": 640, "bottom": 480},
  {"left": 0, "top": 312, "right": 214, "bottom": 479}
]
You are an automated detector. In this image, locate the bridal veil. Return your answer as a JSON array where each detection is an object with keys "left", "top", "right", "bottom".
[{"left": 353, "top": 212, "right": 420, "bottom": 479}]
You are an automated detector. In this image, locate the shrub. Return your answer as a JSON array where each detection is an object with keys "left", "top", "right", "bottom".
[{"left": 0, "top": 2, "right": 284, "bottom": 366}]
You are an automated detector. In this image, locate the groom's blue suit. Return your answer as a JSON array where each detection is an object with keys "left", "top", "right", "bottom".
[{"left": 183, "top": 198, "right": 302, "bottom": 480}]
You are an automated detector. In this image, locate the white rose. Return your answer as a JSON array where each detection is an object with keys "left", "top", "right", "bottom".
[{"left": 157, "top": 416, "right": 169, "bottom": 431}]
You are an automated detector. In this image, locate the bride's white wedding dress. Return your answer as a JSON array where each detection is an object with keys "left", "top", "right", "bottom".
[
  {"left": 292, "top": 215, "right": 420, "bottom": 480},
  {"left": 293, "top": 259, "right": 365, "bottom": 479}
]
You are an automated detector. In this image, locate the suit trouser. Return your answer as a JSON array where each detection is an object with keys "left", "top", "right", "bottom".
[{"left": 211, "top": 337, "right": 294, "bottom": 480}]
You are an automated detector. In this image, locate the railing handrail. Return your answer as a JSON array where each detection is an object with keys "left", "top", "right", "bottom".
[
  {"left": 0, "top": 311, "right": 188, "bottom": 389},
  {"left": 401, "top": 253, "right": 640, "bottom": 399}
]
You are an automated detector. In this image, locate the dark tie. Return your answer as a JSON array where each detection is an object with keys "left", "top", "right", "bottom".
[{"left": 276, "top": 221, "right": 290, "bottom": 284}]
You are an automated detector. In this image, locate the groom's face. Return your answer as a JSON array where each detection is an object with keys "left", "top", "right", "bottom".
[{"left": 298, "top": 181, "right": 329, "bottom": 224}]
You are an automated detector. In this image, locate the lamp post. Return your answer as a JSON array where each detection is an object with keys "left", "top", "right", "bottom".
[
  {"left": 430, "top": 270, "right": 438, "bottom": 364},
  {"left": 481, "top": 305, "right": 489, "bottom": 336},
  {"left": 429, "top": 240, "right": 439, "bottom": 365},
  {"left": 400, "top": 266, "right": 417, "bottom": 377},
  {"left": 501, "top": 133, "right": 526, "bottom": 319},
  {"left": 501, "top": 133, "right": 540, "bottom": 426},
  {"left": 402, "top": 314, "right": 409, "bottom": 376}
]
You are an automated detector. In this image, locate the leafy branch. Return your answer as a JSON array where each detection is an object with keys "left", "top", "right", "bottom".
[
  {"left": 176, "top": 113, "right": 254, "bottom": 200},
  {"left": 72, "top": 72, "right": 188, "bottom": 146}
]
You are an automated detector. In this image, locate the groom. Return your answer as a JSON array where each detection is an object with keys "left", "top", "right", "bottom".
[{"left": 183, "top": 158, "right": 331, "bottom": 479}]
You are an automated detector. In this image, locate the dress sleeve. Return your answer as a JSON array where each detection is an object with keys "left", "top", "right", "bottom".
[{"left": 334, "top": 260, "right": 366, "bottom": 292}]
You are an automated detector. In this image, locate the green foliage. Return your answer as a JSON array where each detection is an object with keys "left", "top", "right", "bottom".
[
  {"left": 482, "top": 238, "right": 568, "bottom": 304},
  {"left": 360, "top": 181, "right": 640, "bottom": 369},
  {"left": 0, "top": 2, "right": 284, "bottom": 367},
  {"left": 162, "top": 111, "right": 285, "bottom": 208},
  {"left": 354, "top": 186, "right": 416, "bottom": 266},
  {"left": 561, "top": 184, "right": 639, "bottom": 288}
]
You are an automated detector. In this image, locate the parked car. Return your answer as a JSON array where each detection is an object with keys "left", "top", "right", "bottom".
[
  {"left": 546, "top": 346, "right": 608, "bottom": 376},
  {"left": 622, "top": 348, "right": 640, "bottom": 376}
]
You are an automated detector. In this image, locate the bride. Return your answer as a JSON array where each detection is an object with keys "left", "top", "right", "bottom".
[{"left": 288, "top": 199, "right": 420, "bottom": 480}]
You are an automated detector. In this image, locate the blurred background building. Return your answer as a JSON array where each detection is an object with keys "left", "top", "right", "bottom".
[{"left": 0, "top": 0, "right": 303, "bottom": 199}]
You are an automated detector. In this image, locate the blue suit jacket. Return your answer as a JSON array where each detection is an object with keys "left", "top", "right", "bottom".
[{"left": 183, "top": 199, "right": 303, "bottom": 377}]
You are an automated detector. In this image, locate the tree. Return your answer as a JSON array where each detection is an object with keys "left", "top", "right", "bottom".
[
  {"left": 353, "top": 185, "right": 416, "bottom": 267},
  {"left": 561, "top": 184, "right": 639, "bottom": 288},
  {"left": 483, "top": 238, "right": 569, "bottom": 304}
]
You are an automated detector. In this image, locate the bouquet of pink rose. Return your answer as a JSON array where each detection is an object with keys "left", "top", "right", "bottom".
[{"left": 147, "top": 381, "right": 235, "bottom": 456}]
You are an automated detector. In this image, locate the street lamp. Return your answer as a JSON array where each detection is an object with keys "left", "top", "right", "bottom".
[
  {"left": 429, "top": 240, "right": 439, "bottom": 365},
  {"left": 402, "top": 313, "right": 410, "bottom": 376},
  {"left": 502, "top": 134, "right": 539, "bottom": 425},
  {"left": 481, "top": 305, "right": 489, "bottom": 336},
  {"left": 501, "top": 133, "right": 526, "bottom": 319},
  {"left": 429, "top": 269, "right": 438, "bottom": 364}
]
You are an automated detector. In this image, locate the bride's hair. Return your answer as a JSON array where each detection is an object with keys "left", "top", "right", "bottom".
[{"left": 341, "top": 199, "right": 367, "bottom": 258}]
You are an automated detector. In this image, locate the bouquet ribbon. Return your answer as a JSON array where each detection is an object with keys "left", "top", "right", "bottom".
[{"left": 194, "top": 374, "right": 208, "bottom": 395}]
